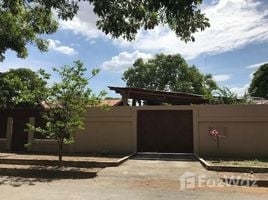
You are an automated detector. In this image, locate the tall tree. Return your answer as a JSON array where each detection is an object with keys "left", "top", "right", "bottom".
[
  {"left": 0, "top": 68, "right": 49, "bottom": 108},
  {"left": 122, "top": 54, "right": 217, "bottom": 96},
  {"left": 0, "top": 0, "right": 209, "bottom": 61},
  {"left": 0, "top": 0, "right": 76, "bottom": 61},
  {"left": 90, "top": 0, "right": 209, "bottom": 41},
  {"left": 248, "top": 63, "right": 268, "bottom": 98},
  {"left": 28, "top": 61, "right": 106, "bottom": 166}
]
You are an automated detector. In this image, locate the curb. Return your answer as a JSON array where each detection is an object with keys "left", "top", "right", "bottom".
[
  {"left": 197, "top": 157, "right": 268, "bottom": 173},
  {"left": 109, "top": 154, "right": 133, "bottom": 166},
  {"left": 219, "top": 176, "right": 268, "bottom": 187},
  {"left": 132, "top": 153, "right": 197, "bottom": 161},
  {"left": 0, "top": 154, "right": 132, "bottom": 169},
  {"left": 0, "top": 166, "right": 98, "bottom": 179},
  {"left": 0, "top": 154, "right": 132, "bottom": 179},
  {"left": 196, "top": 156, "right": 268, "bottom": 187}
]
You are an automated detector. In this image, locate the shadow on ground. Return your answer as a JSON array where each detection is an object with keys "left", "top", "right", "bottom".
[
  {"left": 0, "top": 166, "right": 98, "bottom": 187},
  {"left": 0, "top": 176, "right": 52, "bottom": 187}
]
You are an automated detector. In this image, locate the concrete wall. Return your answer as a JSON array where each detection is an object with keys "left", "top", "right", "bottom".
[
  {"left": 197, "top": 105, "right": 268, "bottom": 157},
  {"left": 31, "top": 139, "right": 70, "bottom": 153},
  {"left": 2, "top": 105, "right": 268, "bottom": 158},
  {"left": 30, "top": 106, "right": 196, "bottom": 155},
  {"left": 73, "top": 107, "right": 135, "bottom": 154},
  {"left": 29, "top": 107, "right": 135, "bottom": 155}
]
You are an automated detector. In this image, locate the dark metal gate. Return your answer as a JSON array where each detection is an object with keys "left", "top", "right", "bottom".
[
  {"left": 11, "top": 117, "right": 29, "bottom": 151},
  {"left": 137, "top": 110, "right": 193, "bottom": 153},
  {"left": 0, "top": 109, "right": 41, "bottom": 151},
  {"left": 0, "top": 114, "right": 7, "bottom": 138}
]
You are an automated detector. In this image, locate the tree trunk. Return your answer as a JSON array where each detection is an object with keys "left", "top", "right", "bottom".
[{"left": 58, "top": 139, "right": 63, "bottom": 167}]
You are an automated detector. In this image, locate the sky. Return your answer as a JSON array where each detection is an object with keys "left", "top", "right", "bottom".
[{"left": 0, "top": 0, "right": 268, "bottom": 97}]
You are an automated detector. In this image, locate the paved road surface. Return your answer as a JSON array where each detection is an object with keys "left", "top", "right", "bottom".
[{"left": 0, "top": 158, "right": 267, "bottom": 200}]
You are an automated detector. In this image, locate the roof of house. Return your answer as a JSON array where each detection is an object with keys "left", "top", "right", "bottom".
[
  {"left": 100, "top": 99, "right": 122, "bottom": 106},
  {"left": 41, "top": 99, "right": 123, "bottom": 109},
  {"left": 109, "top": 86, "right": 207, "bottom": 105}
]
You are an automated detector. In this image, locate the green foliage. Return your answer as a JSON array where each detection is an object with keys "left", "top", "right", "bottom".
[
  {"left": 213, "top": 87, "right": 239, "bottom": 104},
  {"left": 0, "top": 0, "right": 78, "bottom": 61},
  {"left": 28, "top": 60, "right": 106, "bottom": 165},
  {"left": 122, "top": 54, "right": 217, "bottom": 96},
  {"left": 0, "top": 68, "right": 49, "bottom": 108},
  {"left": 105, "top": 97, "right": 120, "bottom": 100},
  {"left": 0, "top": 0, "right": 209, "bottom": 61},
  {"left": 208, "top": 87, "right": 252, "bottom": 104},
  {"left": 248, "top": 63, "right": 268, "bottom": 98},
  {"left": 90, "top": 0, "right": 209, "bottom": 42}
]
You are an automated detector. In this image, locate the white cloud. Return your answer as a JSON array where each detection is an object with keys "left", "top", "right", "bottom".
[
  {"left": 213, "top": 74, "right": 232, "bottom": 82},
  {"left": 59, "top": 2, "right": 105, "bottom": 40},
  {"left": 48, "top": 39, "right": 78, "bottom": 55},
  {"left": 57, "top": 0, "right": 268, "bottom": 59},
  {"left": 246, "top": 61, "right": 268, "bottom": 69},
  {"left": 101, "top": 51, "right": 152, "bottom": 72},
  {"left": 114, "top": 0, "right": 268, "bottom": 59},
  {"left": 230, "top": 83, "right": 250, "bottom": 97}
]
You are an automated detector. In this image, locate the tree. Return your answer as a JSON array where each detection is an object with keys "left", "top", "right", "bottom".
[
  {"left": 90, "top": 0, "right": 209, "bottom": 41},
  {"left": 206, "top": 87, "right": 252, "bottom": 104},
  {"left": 0, "top": 0, "right": 209, "bottom": 61},
  {"left": 248, "top": 63, "right": 268, "bottom": 98},
  {"left": 0, "top": 0, "right": 75, "bottom": 61},
  {"left": 213, "top": 87, "right": 239, "bottom": 104},
  {"left": 28, "top": 60, "right": 106, "bottom": 166},
  {"left": 0, "top": 68, "right": 49, "bottom": 109},
  {"left": 122, "top": 54, "right": 217, "bottom": 96}
]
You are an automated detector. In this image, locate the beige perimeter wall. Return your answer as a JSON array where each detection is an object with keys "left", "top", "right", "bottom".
[
  {"left": 3, "top": 105, "right": 268, "bottom": 157},
  {"left": 197, "top": 105, "right": 268, "bottom": 157},
  {"left": 73, "top": 107, "right": 135, "bottom": 154},
  {"left": 30, "top": 107, "right": 135, "bottom": 154}
]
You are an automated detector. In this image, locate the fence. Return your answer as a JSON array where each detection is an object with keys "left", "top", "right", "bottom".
[{"left": 1, "top": 105, "right": 268, "bottom": 157}]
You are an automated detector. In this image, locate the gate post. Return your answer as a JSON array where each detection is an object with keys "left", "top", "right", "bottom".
[
  {"left": 192, "top": 105, "right": 199, "bottom": 155},
  {"left": 6, "top": 117, "right": 13, "bottom": 151},
  {"left": 27, "top": 117, "right": 35, "bottom": 151},
  {"left": 132, "top": 108, "right": 137, "bottom": 153}
]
